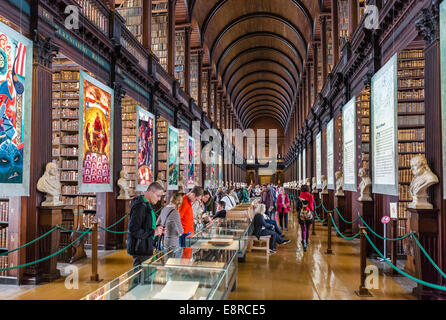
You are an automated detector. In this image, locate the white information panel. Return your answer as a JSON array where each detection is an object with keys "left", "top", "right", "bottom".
[
  {"left": 326, "top": 119, "right": 334, "bottom": 190},
  {"left": 371, "top": 53, "right": 398, "bottom": 196},
  {"left": 316, "top": 132, "right": 322, "bottom": 188},
  {"left": 441, "top": 1, "right": 446, "bottom": 199},
  {"left": 343, "top": 97, "right": 357, "bottom": 192}
]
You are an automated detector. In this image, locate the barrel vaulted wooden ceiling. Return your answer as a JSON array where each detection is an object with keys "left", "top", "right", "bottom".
[{"left": 188, "top": 0, "right": 328, "bottom": 130}]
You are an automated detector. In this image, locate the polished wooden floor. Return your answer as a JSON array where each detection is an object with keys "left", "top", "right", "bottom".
[{"left": 4, "top": 211, "right": 414, "bottom": 300}]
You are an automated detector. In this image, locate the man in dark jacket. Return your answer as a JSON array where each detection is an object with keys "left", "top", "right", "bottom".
[
  {"left": 127, "top": 182, "right": 166, "bottom": 266},
  {"left": 213, "top": 201, "right": 227, "bottom": 219},
  {"left": 261, "top": 185, "right": 274, "bottom": 219}
]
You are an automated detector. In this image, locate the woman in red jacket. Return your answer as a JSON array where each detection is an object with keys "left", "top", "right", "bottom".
[
  {"left": 276, "top": 187, "right": 291, "bottom": 231},
  {"left": 298, "top": 185, "right": 314, "bottom": 252}
]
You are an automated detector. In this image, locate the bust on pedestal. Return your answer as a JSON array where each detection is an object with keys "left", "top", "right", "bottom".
[
  {"left": 408, "top": 155, "right": 439, "bottom": 210},
  {"left": 117, "top": 170, "right": 131, "bottom": 200},
  {"left": 357, "top": 168, "right": 374, "bottom": 256},
  {"left": 37, "top": 162, "right": 63, "bottom": 207},
  {"left": 312, "top": 177, "right": 317, "bottom": 194},
  {"left": 321, "top": 175, "right": 328, "bottom": 195},
  {"left": 335, "top": 171, "right": 344, "bottom": 197},
  {"left": 358, "top": 168, "right": 372, "bottom": 202}
]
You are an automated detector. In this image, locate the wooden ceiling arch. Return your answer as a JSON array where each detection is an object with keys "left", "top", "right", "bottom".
[
  {"left": 189, "top": 0, "right": 320, "bottom": 129},
  {"left": 233, "top": 80, "right": 293, "bottom": 110},
  {"left": 236, "top": 87, "right": 292, "bottom": 112}
]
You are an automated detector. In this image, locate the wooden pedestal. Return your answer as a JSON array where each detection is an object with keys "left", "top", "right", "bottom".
[
  {"left": 321, "top": 192, "right": 329, "bottom": 226},
  {"left": 37, "top": 206, "right": 63, "bottom": 283},
  {"left": 359, "top": 201, "right": 374, "bottom": 257},
  {"left": 406, "top": 208, "right": 442, "bottom": 300}
]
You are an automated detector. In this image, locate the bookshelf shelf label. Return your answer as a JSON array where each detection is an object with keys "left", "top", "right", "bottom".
[{"left": 371, "top": 54, "right": 398, "bottom": 196}]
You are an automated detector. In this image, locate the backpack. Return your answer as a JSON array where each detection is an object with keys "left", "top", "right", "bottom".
[{"left": 298, "top": 198, "right": 313, "bottom": 221}]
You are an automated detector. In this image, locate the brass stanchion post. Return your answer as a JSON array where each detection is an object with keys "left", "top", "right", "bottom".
[
  {"left": 89, "top": 223, "right": 102, "bottom": 282},
  {"left": 325, "top": 212, "right": 333, "bottom": 255},
  {"left": 355, "top": 227, "right": 373, "bottom": 297}
]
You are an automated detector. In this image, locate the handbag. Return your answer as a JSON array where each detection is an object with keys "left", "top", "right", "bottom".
[{"left": 154, "top": 207, "right": 175, "bottom": 251}]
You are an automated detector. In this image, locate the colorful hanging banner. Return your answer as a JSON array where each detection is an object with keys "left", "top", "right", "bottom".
[
  {"left": 136, "top": 106, "right": 155, "bottom": 191},
  {"left": 0, "top": 22, "right": 33, "bottom": 196},
  {"left": 187, "top": 136, "right": 195, "bottom": 188},
  {"left": 78, "top": 71, "right": 114, "bottom": 193},
  {"left": 167, "top": 124, "right": 179, "bottom": 190}
]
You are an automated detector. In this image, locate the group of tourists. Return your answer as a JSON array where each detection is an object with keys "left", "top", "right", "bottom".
[{"left": 126, "top": 180, "right": 315, "bottom": 265}]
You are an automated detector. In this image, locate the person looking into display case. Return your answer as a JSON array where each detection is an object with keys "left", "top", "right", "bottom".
[
  {"left": 127, "top": 182, "right": 166, "bottom": 266},
  {"left": 156, "top": 192, "right": 183, "bottom": 249},
  {"left": 221, "top": 189, "right": 236, "bottom": 210},
  {"left": 179, "top": 186, "right": 203, "bottom": 239},
  {"left": 213, "top": 200, "right": 227, "bottom": 219}
]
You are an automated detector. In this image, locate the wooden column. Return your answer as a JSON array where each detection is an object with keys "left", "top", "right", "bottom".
[
  {"left": 320, "top": 16, "right": 328, "bottom": 83},
  {"left": 331, "top": 0, "right": 340, "bottom": 65},
  {"left": 306, "top": 66, "right": 311, "bottom": 114},
  {"left": 167, "top": 0, "right": 177, "bottom": 77},
  {"left": 207, "top": 69, "right": 212, "bottom": 116},
  {"left": 214, "top": 83, "right": 218, "bottom": 125},
  {"left": 312, "top": 43, "right": 319, "bottom": 99},
  {"left": 184, "top": 26, "right": 191, "bottom": 94},
  {"left": 142, "top": 0, "right": 152, "bottom": 51},
  {"left": 197, "top": 50, "right": 203, "bottom": 109},
  {"left": 23, "top": 32, "right": 59, "bottom": 284},
  {"left": 348, "top": 0, "right": 358, "bottom": 38},
  {"left": 415, "top": 2, "right": 445, "bottom": 293}
]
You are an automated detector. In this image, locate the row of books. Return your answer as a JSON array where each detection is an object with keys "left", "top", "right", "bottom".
[
  {"left": 398, "top": 50, "right": 424, "bottom": 59},
  {"left": 52, "top": 109, "right": 79, "bottom": 119},
  {"left": 53, "top": 91, "right": 79, "bottom": 99},
  {"left": 0, "top": 202, "right": 9, "bottom": 222},
  {"left": 60, "top": 159, "right": 78, "bottom": 170},
  {"left": 123, "top": 142, "right": 137, "bottom": 151},
  {"left": 122, "top": 97, "right": 138, "bottom": 196},
  {"left": 399, "top": 78, "right": 424, "bottom": 88},
  {"left": 61, "top": 135, "right": 78, "bottom": 144},
  {"left": 398, "top": 129, "right": 424, "bottom": 141},
  {"left": 399, "top": 184, "right": 413, "bottom": 201},
  {"left": 398, "top": 60, "right": 425, "bottom": 68},
  {"left": 0, "top": 227, "right": 8, "bottom": 248},
  {"left": 398, "top": 69, "right": 424, "bottom": 78},
  {"left": 398, "top": 115, "right": 425, "bottom": 127},
  {"left": 60, "top": 147, "right": 79, "bottom": 157},
  {"left": 53, "top": 99, "right": 79, "bottom": 108},
  {"left": 398, "top": 142, "right": 425, "bottom": 153},
  {"left": 397, "top": 89, "right": 425, "bottom": 100},
  {"left": 53, "top": 71, "right": 80, "bottom": 81},
  {"left": 399, "top": 169, "right": 414, "bottom": 183},
  {"left": 398, "top": 102, "right": 424, "bottom": 113},
  {"left": 60, "top": 171, "right": 78, "bottom": 182},
  {"left": 53, "top": 120, "right": 79, "bottom": 131},
  {"left": 61, "top": 196, "right": 96, "bottom": 210},
  {"left": 397, "top": 202, "right": 409, "bottom": 219}
]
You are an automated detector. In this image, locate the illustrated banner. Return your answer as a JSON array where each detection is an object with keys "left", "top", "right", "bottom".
[
  {"left": 0, "top": 22, "right": 33, "bottom": 196},
  {"left": 136, "top": 106, "right": 155, "bottom": 191},
  {"left": 78, "top": 71, "right": 114, "bottom": 193},
  {"left": 343, "top": 97, "right": 357, "bottom": 192},
  {"left": 187, "top": 136, "right": 195, "bottom": 188},
  {"left": 167, "top": 124, "right": 179, "bottom": 190},
  {"left": 327, "top": 119, "right": 334, "bottom": 189},
  {"left": 371, "top": 54, "right": 398, "bottom": 196}
]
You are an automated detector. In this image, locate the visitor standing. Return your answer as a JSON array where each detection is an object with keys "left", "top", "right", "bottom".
[
  {"left": 221, "top": 189, "right": 236, "bottom": 210},
  {"left": 261, "top": 185, "right": 274, "bottom": 219},
  {"left": 156, "top": 192, "right": 183, "bottom": 249},
  {"left": 127, "top": 182, "right": 166, "bottom": 266},
  {"left": 179, "top": 186, "right": 203, "bottom": 238},
  {"left": 298, "top": 185, "right": 314, "bottom": 252},
  {"left": 276, "top": 187, "right": 291, "bottom": 231}
]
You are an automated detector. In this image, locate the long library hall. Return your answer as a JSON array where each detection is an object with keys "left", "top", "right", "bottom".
[{"left": 0, "top": 0, "right": 446, "bottom": 304}]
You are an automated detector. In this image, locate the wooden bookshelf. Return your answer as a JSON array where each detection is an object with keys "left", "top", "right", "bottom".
[
  {"left": 190, "top": 54, "right": 199, "bottom": 102},
  {"left": 202, "top": 70, "right": 208, "bottom": 113},
  {"left": 327, "top": 19, "right": 334, "bottom": 72},
  {"left": 175, "top": 30, "right": 185, "bottom": 89},
  {"left": 0, "top": 199, "right": 9, "bottom": 278},
  {"left": 121, "top": 97, "right": 138, "bottom": 196},
  {"left": 152, "top": 2, "right": 168, "bottom": 69},
  {"left": 396, "top": 48, "right": 426, "bottom": 255},
  {"left": 338, "top": 0, "right": 349, "bottom": 51},
  {"left": 116, "top": 0, "right": 143, "bottom": 43}
]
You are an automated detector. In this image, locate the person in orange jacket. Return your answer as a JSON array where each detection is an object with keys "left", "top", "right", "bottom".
[{"left": 179, "top": 186, "right": 203, "bottom": 240}]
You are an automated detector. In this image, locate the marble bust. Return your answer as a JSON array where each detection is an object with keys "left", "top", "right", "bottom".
[
  {"left": 306, "top": 178, "right": 311, "bottom": 188},
  {"left": 321, "top": 175, "right": 328, "bottom": 194},
  {"left": 358, "top": 167, "right": 372, "bottom": 202},
  {"left": 408, "top": 155, "right": 439, "bottom": 210},
  {"left": 37, "top": 162, "right": 63, "bottom": 207},
  {"left": 312, "top": 177, "right": 317, "bottom": 193},
  {"left": 117, "top": 170, "right": 130, "bottom": 200},
  {"left": 335, "top": 171, "right": 344, "bottom": 197}
]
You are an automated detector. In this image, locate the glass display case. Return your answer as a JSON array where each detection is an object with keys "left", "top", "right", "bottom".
[
  {"left": 186, "top": 225, "right": 251, "bottom": 261},
  {"left": 82, "top": 248, "right": 237, "bottom": 300}
]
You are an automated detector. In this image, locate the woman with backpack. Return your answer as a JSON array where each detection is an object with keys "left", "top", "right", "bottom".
[
  {"left": 156, "top": 192, "right": 184, "bottom": 249},
  {"left": 298, "top": 185, "right": 314, "bottom": 252}
]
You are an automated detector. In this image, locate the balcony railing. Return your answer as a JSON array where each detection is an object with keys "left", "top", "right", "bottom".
[
  {"left": 73, "top": 0, "right": 110, "bottom": 36},
  {"left": 120, "top": 25, "right": 149, "bottom": 72}
]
